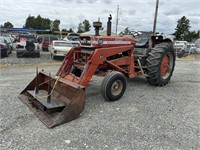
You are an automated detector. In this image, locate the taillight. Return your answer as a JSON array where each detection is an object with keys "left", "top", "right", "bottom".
[{"left": 43, "top": 41, "right": 49, "bottom": 46}]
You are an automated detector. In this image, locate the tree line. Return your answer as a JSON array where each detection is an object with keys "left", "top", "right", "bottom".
[
  {"left": 1, "top": 15, "right": 199, "bottom": 42},
  {"left": 0, "top": 14, "right": 92, "bottom": 34}
]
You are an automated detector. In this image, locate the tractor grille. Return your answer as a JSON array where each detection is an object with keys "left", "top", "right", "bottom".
[{"left": 80, "top": 37, "right": 91, "bottom": 46}]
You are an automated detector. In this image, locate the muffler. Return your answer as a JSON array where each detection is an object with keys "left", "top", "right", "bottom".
[{"left": 19, "top": 70, "right": 85, "bottom": 128}]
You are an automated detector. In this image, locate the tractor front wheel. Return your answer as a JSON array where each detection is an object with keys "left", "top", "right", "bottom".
[
  {"left": 101, "top": 72, "right": 127, "bottom": 101},
  {"left": 146, "top": 43, "right": 175, "bottom": 86}
]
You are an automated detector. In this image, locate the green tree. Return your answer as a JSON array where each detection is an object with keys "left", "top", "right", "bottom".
[
  {"left": 24, "top": 14, "right": 59, "bottom": 30},
  {"left": 174, "top": 16, "right": 190, "bottom": 40},
  {"left": 35, "top": 15, "right": 42, "bottom": 28},
  {"left": 83, "top": 20, "right": 91, "bottom": 32},
  {"left": 68, "top": 28, "right": 74, "bottom": 33},
  {"left": 53, "top": 19, "right": 60, "bottom": 31},
  {"left": 77, "top": 23, "right": 84, "bottom": 33},
  {"left": 23, "top": 14, "right": 61, "bottom": 34},
  {"left": 62, "top": 29, "right": 67, "bottom": 32},
  {"left": 61, "top": 29, "right": 68, "bottom": 35},
  {"left": 62, "top": 28, "right": 74, "bottom": 33},
  {"left": 24, "top": 14, "right": 36, "bottom": 28},
  {"left": 43, "top": 18, "right": 51, "bottom": 29},
  {"left": 184, "top": 31, "right": 199, "bottom": 42},
  {"left": 3, "top": 22, "right": 13, "bottom": 27},
  {"left": 77, "top": 20, "right": 91, "bottom": 33}
]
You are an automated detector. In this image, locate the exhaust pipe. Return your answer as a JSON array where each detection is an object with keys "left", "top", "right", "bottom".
[{"left": 107, "top": 14, "right": 112, "bottom": 36}]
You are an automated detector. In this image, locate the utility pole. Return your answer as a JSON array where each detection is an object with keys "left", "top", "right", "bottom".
[
  {"left": 153, "top": 0, "right": 159, "bottom": 36},
  {"left": 116, "top": 5, "right": 119, "bottom": 34}
]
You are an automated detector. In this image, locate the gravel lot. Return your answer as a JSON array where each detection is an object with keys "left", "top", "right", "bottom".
[
  {"left": 0, "top": 54, "right": 200, "bottom": 149},
  {"left": 0, "top": 49, "right": 61, "bottom": 66}
]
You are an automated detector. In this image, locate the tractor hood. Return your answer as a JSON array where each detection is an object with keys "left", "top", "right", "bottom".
[{"left": 80, "top": 35, "right": 136, "bottom": 49}]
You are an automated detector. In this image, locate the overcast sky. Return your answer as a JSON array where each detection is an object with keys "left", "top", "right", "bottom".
[{"left": 0, "top": 0, "right": 199, "bottom": 34}]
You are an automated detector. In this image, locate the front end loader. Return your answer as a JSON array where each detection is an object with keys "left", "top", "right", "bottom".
[{"left": 19, "top": 16, "right": 175, "bottom": 128}]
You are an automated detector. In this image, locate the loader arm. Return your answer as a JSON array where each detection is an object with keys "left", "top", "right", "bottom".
[
  {"left": 56, "top": 47, "right": 81, "bottom": 77},
  {"left": 80, "top": 45, "right": 135, "bottom": 86},
  {"left": 61, "top": 45, "right": 135, "bottom": 87}
]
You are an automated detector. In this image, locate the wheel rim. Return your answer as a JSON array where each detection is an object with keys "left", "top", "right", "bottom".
[
  {"left": 111, "top": 80, "right": 123, "bottom": 96},
  {"left": 160, "top": 52, "right": 173, "bottom": 79}
]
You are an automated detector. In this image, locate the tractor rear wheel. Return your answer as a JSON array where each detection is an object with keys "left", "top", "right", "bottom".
[
  {"left": 146, "top": 43, "right": 175, "bottom": 86},
  {"left": 101, "top": 71, "right": 127, "bottom": 101}
]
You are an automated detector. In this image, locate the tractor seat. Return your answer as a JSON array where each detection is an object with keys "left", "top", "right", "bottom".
[{"left": 135, "top": 38, "right": 149, "bottom": 48}]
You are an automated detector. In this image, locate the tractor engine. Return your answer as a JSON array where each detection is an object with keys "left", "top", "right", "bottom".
[{"left": 80, "top": 35, "right": 136, "bottom": 52}]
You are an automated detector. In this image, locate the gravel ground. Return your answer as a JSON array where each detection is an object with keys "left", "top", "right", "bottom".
[
  {"left": 0, "top": 58, "right": 200, "bottom": 149},
  {"left": 0, "top": 47, "right": 62, "bottom": 66}
]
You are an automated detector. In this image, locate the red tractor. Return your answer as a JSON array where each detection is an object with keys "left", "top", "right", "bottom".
[{"left": 19, "top": 16, "right": 175, "bottom": 128}]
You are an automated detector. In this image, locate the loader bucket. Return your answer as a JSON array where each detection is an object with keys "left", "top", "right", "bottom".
[{"left": 19, "top": 71, "right": 85, "bottom": 128}]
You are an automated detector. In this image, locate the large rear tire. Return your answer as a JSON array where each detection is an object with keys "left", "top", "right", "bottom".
[
  {"left": 146, "top": 43, "right": 175, "bottom": 86},
  {"left": 101, "top": 71, "right": 127, "bottom": 101}
]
